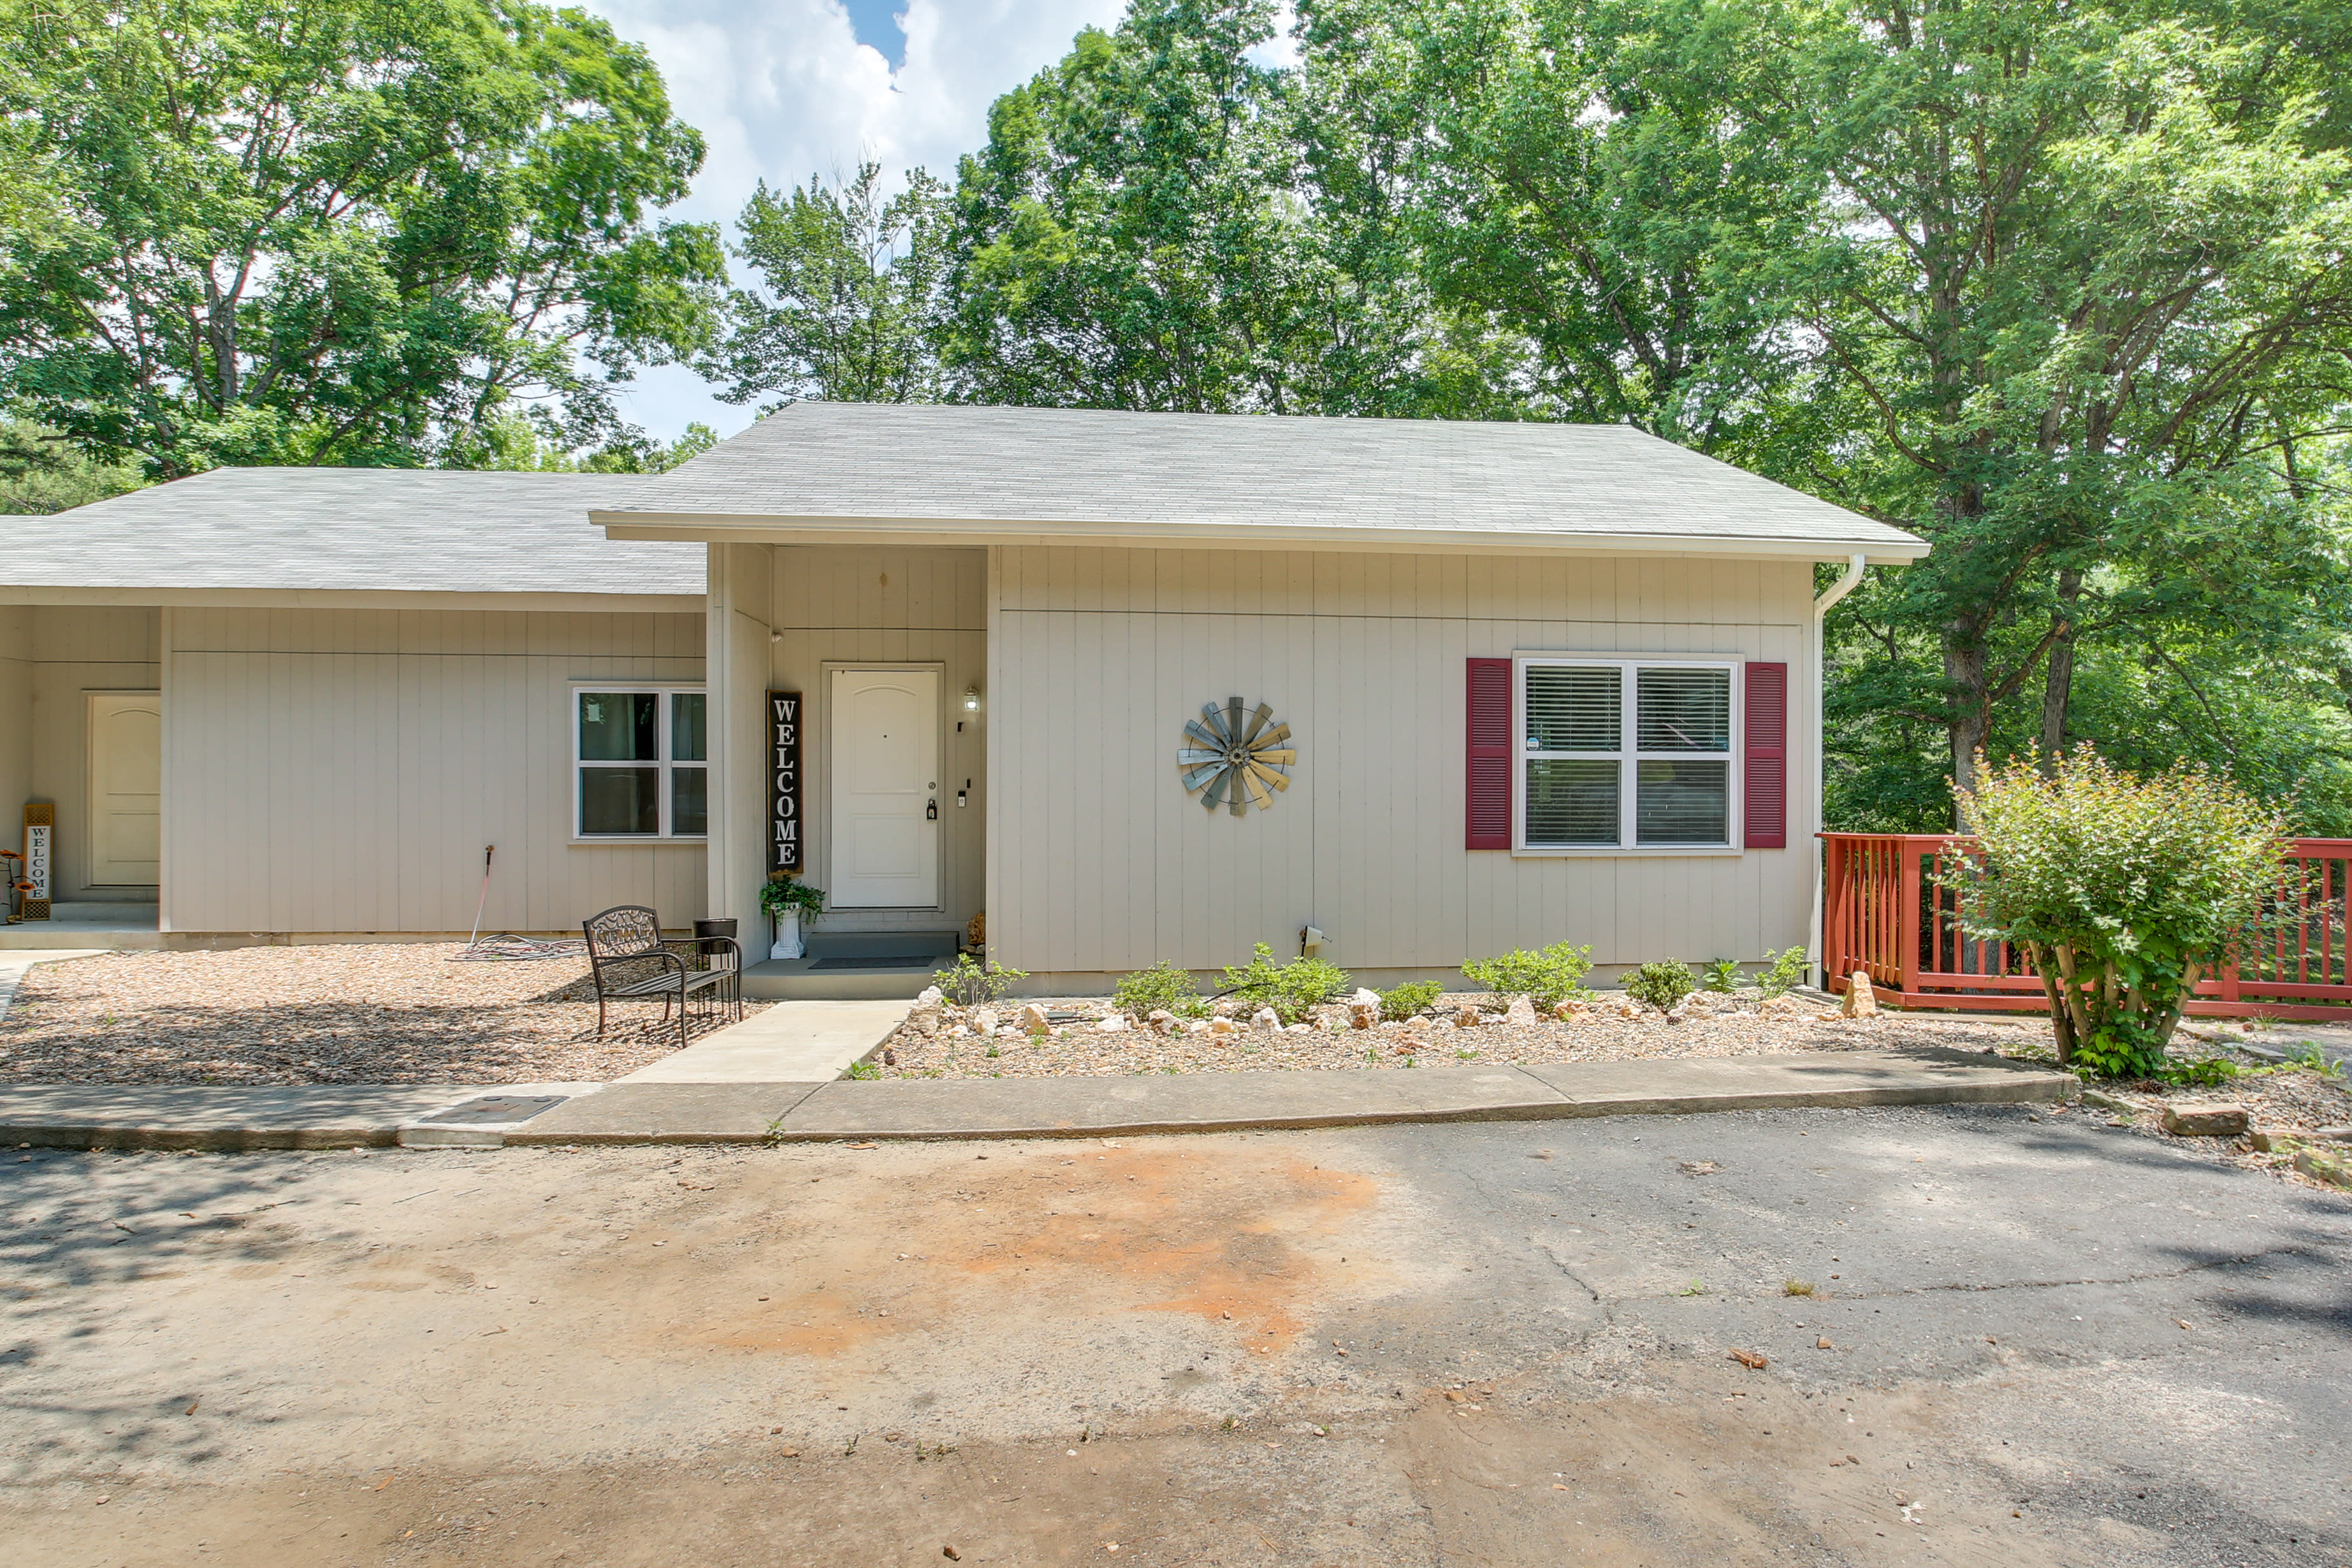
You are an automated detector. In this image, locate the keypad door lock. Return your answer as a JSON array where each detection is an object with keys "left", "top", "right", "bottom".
[{"left": 927, "top": 799, "right": 939, "bottom": 820}]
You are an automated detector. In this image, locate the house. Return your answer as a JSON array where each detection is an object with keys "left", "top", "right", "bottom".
[{"left": 1, "top": 405, "right": 1927, "bottom": 994}]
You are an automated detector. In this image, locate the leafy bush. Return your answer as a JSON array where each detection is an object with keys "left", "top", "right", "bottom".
[
  {"left": 1380, "top": 980, "right": 1442, "bottom": 1020},
  {"left": 1115, "top": 960, "right": 1207, "bottom": 1019},
  {"left": 1945, "top": 748, "right": 2290, "bottom": 1078},
  {"left": 2158, "top": 1056, "right": 2239, "bottom": 1089},
  {"left": 931, "top": 952, "right": 1028, "bottom": 1006},
  {"left": 1702, "top": 959, "right": 1744, "bottom": 993},
  {"left": 1219, "top": 943, "right": 1352, "bottom": 1024},
  {"left": 1757, "top": 945, "right": 1809, "bottom": 998},
  {"left": 1624, "top": 959, "right": 1698, "bottom": 1012},
  {"left": 1461, "top": 942, "right": 1595, "bottom": 1009}
]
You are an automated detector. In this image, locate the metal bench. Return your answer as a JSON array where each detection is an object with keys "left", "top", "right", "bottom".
[{"left": 581, "top": 905, "right": 741, "bottom": 1050}]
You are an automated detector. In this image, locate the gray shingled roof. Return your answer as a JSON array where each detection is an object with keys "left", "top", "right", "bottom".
[
  {"left": 595, "top": 403, "right": 1927, "bottom": 560},
  {"left": 1, "top": 468, "right": 703, "bottom": 599}
]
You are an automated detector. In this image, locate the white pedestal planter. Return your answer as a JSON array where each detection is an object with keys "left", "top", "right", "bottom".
[{"left": 769, "top": 908, "right": 803, "bottom": 962}]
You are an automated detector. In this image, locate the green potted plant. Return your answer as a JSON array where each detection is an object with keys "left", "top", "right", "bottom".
[{"left": 759, "top": 876, "right": 826, "bottom": 961}]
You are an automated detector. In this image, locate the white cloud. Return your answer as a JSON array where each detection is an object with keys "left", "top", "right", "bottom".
[{"left": 579, "top": 0, "right": 1129, "bottom": 439}]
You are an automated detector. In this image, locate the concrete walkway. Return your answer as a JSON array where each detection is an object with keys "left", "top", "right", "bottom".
[
  {"left": 0, "top": 949, "right": 110, "bottom": 1024},
  {"left": 0, "top": 1048, "right": 2070, "bottom": 1150},
  {"left": 613, "top": 999, "right": 910, "bottom": 1084}
]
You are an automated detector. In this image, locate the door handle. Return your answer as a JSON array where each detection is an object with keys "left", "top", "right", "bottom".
[{"left": 927, "top": 799, "right": 939, "bottom": 820}]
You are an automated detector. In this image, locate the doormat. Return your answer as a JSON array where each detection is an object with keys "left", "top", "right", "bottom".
[{"left": 809, "top": 954, "right": 942, "bottom": 970}]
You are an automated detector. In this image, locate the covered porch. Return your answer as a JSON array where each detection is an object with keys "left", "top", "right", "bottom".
[{"left": 701, "top": 542, "right": 989, "bottom": 999}]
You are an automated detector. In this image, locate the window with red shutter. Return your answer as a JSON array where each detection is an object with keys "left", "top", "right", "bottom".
[
  {"left": 1465, "top": 657, "right": 1512, "bottom": 849},
  {"left": 1743, "top": 661, "right": 1788, "bottom": 848}
]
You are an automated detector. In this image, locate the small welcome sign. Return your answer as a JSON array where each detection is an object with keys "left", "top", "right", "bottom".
[
  {"left": 768, "top": 691, "right": 802, "bottom": 871},
  {"left": 22, "top": 802, "right": 52, "bottom": 920}
]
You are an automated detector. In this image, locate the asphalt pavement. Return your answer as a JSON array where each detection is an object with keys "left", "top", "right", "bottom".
[{"left": 1, "top": 1101, "right": 2344, "bottom": 1566}]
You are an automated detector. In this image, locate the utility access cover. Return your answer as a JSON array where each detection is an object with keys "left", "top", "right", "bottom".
[{"left": 414, "top": 1094, "right": 566, "bottom": 1126}]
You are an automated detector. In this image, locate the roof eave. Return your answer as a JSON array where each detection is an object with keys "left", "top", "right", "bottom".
[
  {"left": 590, "top": 509, "right": 1930, "bottom": 565},
  {"left": 0, "top": 584, "right": 708, "bottom": 611}
]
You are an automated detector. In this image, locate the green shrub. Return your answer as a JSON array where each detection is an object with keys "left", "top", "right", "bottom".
[
  {"left": 1945, "top": 747, "right": 2290, "bottom": 1078},
  {"left": 759, "top": 876, "right": 827, "bottom": 924},
  {"left": 1757, "top": 946, "right": 1810, "bottom": 998},
  {"left": 1380, "top": 980, "right": 1442, "bottom": 1020},
  {"left": 1460, "top": 942, "right": 1595, "bottom": 1009},
  {"left": 1624, "top": 959, "right": 1697, "bottom": 1012},
  {"left": 1219, "top": 943, "right": 1353, "bottom": 1024},
  {"left": 1702, "top": 959, "right": 1744, "bottom": 993},
  {"left": 931, "top": 952, "right": 1028, "bottom": 1006},
  {"left": 2158, "top": 1056, "right": 2239, "bottom": 1089},
  {"left": 1115, "top": 960, "right": 1207, "bottom": 1019}
]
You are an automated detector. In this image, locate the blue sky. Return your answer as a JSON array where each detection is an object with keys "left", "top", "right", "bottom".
[{"left": 575, "top": 0, "right": 1131, "bottom": 441}]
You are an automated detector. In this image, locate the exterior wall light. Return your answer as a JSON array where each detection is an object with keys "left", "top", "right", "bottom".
[{"left": 963, "top": 686, "right": 982, "bottom": 711}]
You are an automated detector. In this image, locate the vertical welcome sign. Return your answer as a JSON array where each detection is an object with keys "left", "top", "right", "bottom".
[{"left": 767, "top": 691, "right": 802, "bottom": 872}]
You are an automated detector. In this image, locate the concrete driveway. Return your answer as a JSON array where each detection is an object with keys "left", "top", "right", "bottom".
[{"left": 3, "top": 1103, "right": 2346, "bottom": 1566}]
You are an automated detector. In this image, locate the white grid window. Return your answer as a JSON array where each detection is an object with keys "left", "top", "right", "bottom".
[
  {"left": 1516, "top": 658, "right": 1738, "bottom": 851},
  {"left": 575, "top": 688, "right": 707, "bottom": 838}
]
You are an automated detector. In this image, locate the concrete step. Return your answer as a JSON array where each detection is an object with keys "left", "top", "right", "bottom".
[
  {"left": 0, "top": 908, "right": 163, "bottom": 950},
  {"left": 746, "top": 929, "right": 959, "bottom": 999},
  {"left": 745, "top": 956, "right": 948, "bottom": 1001}
]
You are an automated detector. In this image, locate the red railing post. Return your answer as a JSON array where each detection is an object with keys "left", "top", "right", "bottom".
[{"left": 1896, "top": 838, "right": 1924, "bottom": 1003}]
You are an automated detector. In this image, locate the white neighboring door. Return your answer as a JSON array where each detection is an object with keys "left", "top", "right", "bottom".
[
  {"left": 88, "top": 691, "right": 161, "bottom": 886},
  {"left": 830, "top": 669, "right": 939, "bottom": 908}
]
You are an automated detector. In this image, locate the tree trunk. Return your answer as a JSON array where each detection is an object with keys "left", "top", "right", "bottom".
[
  {"left": 2038, "top": 568, "right": 2080, "bottom": 774},
  {"left": 1945, "top": 625, "right": 1990, "bottom": 817}
]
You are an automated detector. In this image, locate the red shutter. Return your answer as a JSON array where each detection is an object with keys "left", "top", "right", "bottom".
[
  {"left": 1466, "top": 657, "right": 1512, "bottom": 850},
  {"left": 1744, "top": 660, "right": 1788, "bottom": 849}
]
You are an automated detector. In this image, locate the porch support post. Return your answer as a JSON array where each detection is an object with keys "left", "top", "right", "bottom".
[{"left": 704, "top": 542, "right": 773, "bottom": 943}]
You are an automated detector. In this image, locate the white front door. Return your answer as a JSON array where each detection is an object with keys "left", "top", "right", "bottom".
[
  {"left": 830, "top": 669, "right": 939, "bottom": 908},
  {"left": 88, "top": 691, "right": 161, "bottom": 886}
]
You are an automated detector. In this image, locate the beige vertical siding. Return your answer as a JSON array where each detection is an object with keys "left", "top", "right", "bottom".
[
  {"left": 757, "top": 545, "right": 987, "bottom": 936},
  {"left": 0, "top": 607, "right": 28, "bottom": 839},
  {"left": 20, "top": 607, "right": 163, "bottom": 901},
  {"left": 991, "top": 547, "right": 1815, "bottom": 984},
  {"left": 162, "top": 607, "right": 704, "bottom": 934}
]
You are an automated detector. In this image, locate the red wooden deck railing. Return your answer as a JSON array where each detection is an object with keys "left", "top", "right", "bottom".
[{"left": 1820, "top": 833, "right": 2352, "bottom": 1020}]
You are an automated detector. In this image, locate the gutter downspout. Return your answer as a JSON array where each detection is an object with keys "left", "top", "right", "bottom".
[{"left": 1807, "top": 553, "right": 1869, "bottom": 989}]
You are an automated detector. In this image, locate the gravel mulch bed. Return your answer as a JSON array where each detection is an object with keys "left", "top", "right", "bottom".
[
  {"left": 0, "top": 945, "right": 767, "bottom": 1085},
  {"left": 2025, "top": 1026, "right": 2352, "bottom": 1193},
  {"left": 873, "top": 989, "right": 2033, "bottom": 1078}
]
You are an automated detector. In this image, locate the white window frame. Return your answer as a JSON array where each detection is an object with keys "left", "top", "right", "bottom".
[
  {"left": 570, "top": 685, "right": 709, "bottom": 841},
  {"left": 1511, "top": 655, "right": 1743, "bottom": 857}
]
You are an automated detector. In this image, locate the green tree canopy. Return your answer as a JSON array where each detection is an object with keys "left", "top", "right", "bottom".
[
  {"left": 698, "top": 163, "right": 954, "bottom": 408},
  {"left": 0, "top": 0, "right": 726, "bottom": 476}
]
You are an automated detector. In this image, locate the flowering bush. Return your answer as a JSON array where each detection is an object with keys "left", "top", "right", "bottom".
[{"left": 1944, "top": 748, "right": 2291, "bottom": 1077}]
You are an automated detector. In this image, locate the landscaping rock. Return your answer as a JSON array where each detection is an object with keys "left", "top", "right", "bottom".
[
  {"left": 2293, "top": 1147, "right": 2351, "bottom": 1189},
  {"left": 1843, "top": 976, "right": 1879, "bottom": 1019},
  {"left": 1145, "top": 1009, "right": 1176, "bottom": 1034},
  {"left": 1553, "top": 1000, "right": 1584, "bottom": 1020},
  {"left": 1207, "top": 1017, "right": 1239, "bottom": 1037},
  {"left": 2161, "top": 1102, "right": 2249, "bottom": 1137},
  {"left": 971, "top": 1007, "right": 999, "bottom": 1036},
  {"left": 1504, "top": 996, "right": 1538, "bottom": 1028},
  {"left": 1015, "top": 1003, "right": 1049, "bottom": 1033},
  {"left": 2249, "top": 1129, "right": 2305, "bottom": 1153},
  {"left": 1349, "top": 1003, "right": 1378, "bottom": 1031},
  {"left": 2079, "top": 1089, "right": 2135, "bottom": 1114},
  {"left": 1212, "top": 999, "right": 1238, "bottom": 1018},
  {"left": 1096, "top": 1014, "right": 1129, "bottom": 1033},
  {"left": 1455, "top": 1006, "right": 1484, "bottom": 1029},
  {"left": 1251, "top": 1007, "right": 1282, "bottom": 1031},
  {"left": 908, "top": 1006, "right": 940, "bottom": 1038},
  {"left": 1760, "top": 994, "right": 1809, "bottom": 1018},
  {"left": 916, "top": 986, "right": 943, "bottom": 1006},
  {"left": 1351, "top": 988, "right": 1383, "bottom": 1009}
]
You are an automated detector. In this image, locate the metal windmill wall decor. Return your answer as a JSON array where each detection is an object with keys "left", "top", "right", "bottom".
[{"left": 1178, "top": 697, "right": 1295, "bottom": 816}]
